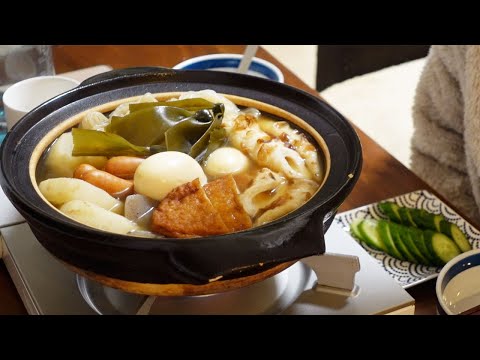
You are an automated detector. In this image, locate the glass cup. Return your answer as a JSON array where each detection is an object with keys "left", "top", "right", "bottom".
[{"left": 0, "top": 45, "right": 55, "bottom": 141}]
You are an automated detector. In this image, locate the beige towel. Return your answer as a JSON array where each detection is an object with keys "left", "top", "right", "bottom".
[{"left": 411, "top": 45, "right": 480, "bottom": 223}]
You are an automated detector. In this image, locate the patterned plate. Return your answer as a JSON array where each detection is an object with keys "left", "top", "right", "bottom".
[{"left": 335, "top": 190, "right": 480, "bottom": 288}]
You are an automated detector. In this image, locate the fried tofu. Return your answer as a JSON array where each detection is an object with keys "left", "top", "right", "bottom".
[
  {"left": 151, "top": 175, "right": 253, "bottom": 238},
  {"left": 151, "top": 178, "right": 228, "bottom": 238},
  {"left": 204, "top": 175, "right": 253, "bottom": 232}
]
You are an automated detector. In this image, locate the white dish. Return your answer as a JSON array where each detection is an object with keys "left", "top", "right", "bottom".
[{"left": 335, "top": 189, "right": 480, "bottom": 288}]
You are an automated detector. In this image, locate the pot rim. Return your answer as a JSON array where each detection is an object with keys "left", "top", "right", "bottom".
[
  {"left": 1, "top": 69, "right": 361, "bottom": 249},
  {"left": 29, "top": 92, "right": 332, "bottom": 235},
  {"left": 0, "top": 67, "right": 362, "bottom": 284}
]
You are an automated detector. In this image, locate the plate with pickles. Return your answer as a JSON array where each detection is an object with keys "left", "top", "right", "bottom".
[{"left": 335, "top": 190, "right": 480, "bottom": 288}]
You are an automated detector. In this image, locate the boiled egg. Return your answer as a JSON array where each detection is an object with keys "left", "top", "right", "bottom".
[
  {"left": 204, "top": 147, "right": 250, "bottom": 178},
  {"left": 134, "top": 151, "right": 207, "bottom": 201}
]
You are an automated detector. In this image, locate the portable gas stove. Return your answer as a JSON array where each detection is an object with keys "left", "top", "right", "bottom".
[
  {"left": 0, "top": 186, "right": 415, "bottom": 315},
  {"left": 0, "top": 66, "right": 414, "bottom": 314}
]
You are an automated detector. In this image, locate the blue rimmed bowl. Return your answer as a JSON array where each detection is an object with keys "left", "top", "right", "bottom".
[
  {"left": 436, "top": 249, "right": 480, "bottom": 315},
  {"left": 173, "top": 53, "right": 284, "bottom": 83}
]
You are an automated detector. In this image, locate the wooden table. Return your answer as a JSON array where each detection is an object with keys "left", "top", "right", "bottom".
[{"left": 0, "top": 45, "right": 467, "bottom": 315}]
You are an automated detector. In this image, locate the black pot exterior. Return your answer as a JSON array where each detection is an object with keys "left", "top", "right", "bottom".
[{"left": 0, "top": 67, "right": 362, "bottom": 285}]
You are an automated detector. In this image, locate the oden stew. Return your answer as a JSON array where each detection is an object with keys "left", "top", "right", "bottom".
[{"left": 36, "top": 90, "right": 326, "bottom": 238}]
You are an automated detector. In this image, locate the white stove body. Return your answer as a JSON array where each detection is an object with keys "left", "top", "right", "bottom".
[{"left": 0, "top": 208, "right": 414, "bottom": 315}]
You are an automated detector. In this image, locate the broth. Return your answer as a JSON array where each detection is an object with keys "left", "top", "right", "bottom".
[{"left": 36, "top": 90, "right": 326, "bottom": 238}]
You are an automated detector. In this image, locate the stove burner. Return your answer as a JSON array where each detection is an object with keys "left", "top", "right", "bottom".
[{"left": 76, "top": 261, "right": 314, "bottom": 315}]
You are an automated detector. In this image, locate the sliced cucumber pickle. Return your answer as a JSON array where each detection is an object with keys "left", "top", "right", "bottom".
[{"left": 358, "top": 219, "right": 386, "bottom": 251}]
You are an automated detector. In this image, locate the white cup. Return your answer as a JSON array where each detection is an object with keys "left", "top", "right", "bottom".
[{"left": 3, "top": 75, "right": 80, "bottom": 130}]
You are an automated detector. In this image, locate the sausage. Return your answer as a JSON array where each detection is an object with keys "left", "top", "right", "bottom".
[
  {"left": 73, "top": 164, "right": 97, "bottom": 180},
  {"left": 104, "top": 156, "right": 144, "bottom": 180},
  {"left": 73, "top": 163, "right": 134, "bottom": 198}
]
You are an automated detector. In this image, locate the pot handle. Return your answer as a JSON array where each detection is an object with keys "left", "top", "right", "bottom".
[
  {"left": 219, "top": 209, "right": 338, "bottom": 279},
  {"left": 167, "top": 208, "right": 337, "bottom": 283},
  {"left": 80, "top": 66, "right": 176, "bottom": 86}
]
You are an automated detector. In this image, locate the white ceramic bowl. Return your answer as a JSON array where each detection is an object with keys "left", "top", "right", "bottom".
[
  {"left": 436, "top": 248, "right": 480, "bottom": 315},
  {"left": 3, "top": 75, "right": 80, "bottom": 130},
  {"left": 173, "top": 53, "right": 284, "bottom": 83}
]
